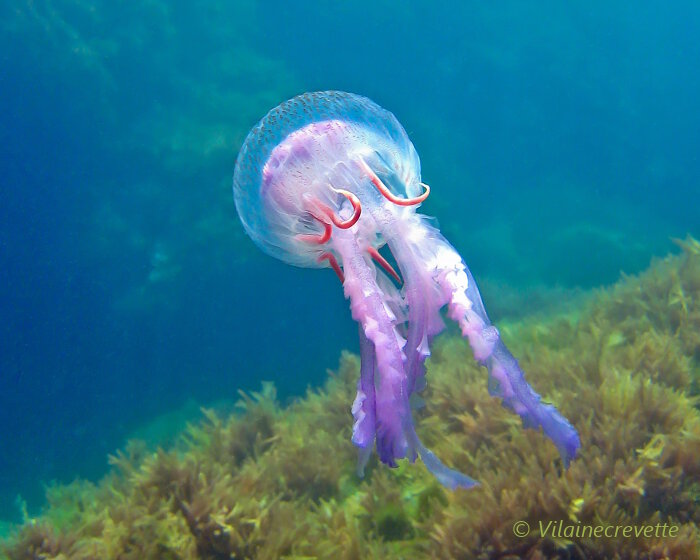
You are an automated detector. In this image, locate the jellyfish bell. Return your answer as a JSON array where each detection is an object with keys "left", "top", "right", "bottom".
[
  {"left": 234, "top": 94, "right": 422, "bottom": 267},
  {"left": 233, "top": 91, "right": 580, "bottom": 489}
]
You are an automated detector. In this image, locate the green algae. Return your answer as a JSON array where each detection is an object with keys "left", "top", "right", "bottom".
[{"left": 3, "top": 238, "right": 700, "bottom": 559}]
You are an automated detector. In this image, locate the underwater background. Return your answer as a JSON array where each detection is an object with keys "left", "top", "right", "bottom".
[{"left": 1, "top": 1, "right": 699, "bottom": 557}]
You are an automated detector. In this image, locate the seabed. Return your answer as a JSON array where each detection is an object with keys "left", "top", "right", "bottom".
[{"left": 2, "top": 238, "right": 699, "bottom": 560}]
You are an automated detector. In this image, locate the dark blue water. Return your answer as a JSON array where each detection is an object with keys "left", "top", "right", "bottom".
[{"left": 1, "top": 1, "right": 698, "bottom": 520}]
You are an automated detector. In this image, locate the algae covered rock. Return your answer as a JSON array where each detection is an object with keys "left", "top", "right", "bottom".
[{"left": 2, "top": 239, "right": 700, "bottom": 559}]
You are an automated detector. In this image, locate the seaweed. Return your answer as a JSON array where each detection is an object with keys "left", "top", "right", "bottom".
[{"left": 2, "top": 238, "right": 699, "bottom": 559}]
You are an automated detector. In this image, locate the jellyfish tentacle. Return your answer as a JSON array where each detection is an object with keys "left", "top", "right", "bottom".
[
  {"left": 296, "top": 222, "right": 332, "bottom": 244},
  {"left": 381, "top": 213, "right": 580, "bottom": 469},
  {"left": 296, "top": 192, "right": 358, "bottom": 281},
  {"left": 318, "top": 252, "right": 344, "bottom": 283},
  {"left": 296, "top": 201, "right": 333, "bottom": 244},
  {"left": 357, "top": 158, "right": 430, "bottom": 206},
  {"left": 329, "top": 188, "right": 362, "bottom": 228},
  {"left": 310, "top": 191, "right": 362, "bottom": 230},
  {"left": 377, "top": 216, "right": 477, "bottom": 488},
  {"left": 296, "top": 189, "right": 361, "bottom": 246},
  {"left": 404, "top": 427, "right": 479, "bottom": 489},
  {"left": 411, "top": 222, "right": 582, "bottom": 465},
  {"left": 333, "top": 228, "right": 411, "bottom": 466},
  {"left": 367, "top": 247, "right": 402, "bottom": 284},
  {"left": 442, "top": 258, "right": 581, "bottom": 464},
  {"left": 353, "top": 326, "right": 377, "bottom": 477}
]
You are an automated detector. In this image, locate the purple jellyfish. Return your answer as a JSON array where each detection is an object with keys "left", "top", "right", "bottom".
[{"left": 233, "top": 91, "right": 580, "bottom": 489}]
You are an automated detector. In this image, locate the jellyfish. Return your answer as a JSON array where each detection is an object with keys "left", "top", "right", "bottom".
[{"left": 233, "top": 91, "right": 580, "bottom": 489}]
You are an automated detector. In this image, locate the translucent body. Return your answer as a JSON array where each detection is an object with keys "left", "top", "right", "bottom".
[
  {"left": 234, "top": 92, "right": 420, "bottom": 267},
  {"left": 233, "top": 91, "right": 580, "bottom": 489}
]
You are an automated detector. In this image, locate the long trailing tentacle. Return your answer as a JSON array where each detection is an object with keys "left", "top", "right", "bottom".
[
  {"left": 338, "top": 229, "right": 475, "bottom": 490},
  {"left": 382, "top": 207, "right": 579, "bottom": 477},
  {"left": 425, "top": 222, "right": 581, "bottom": 465},
  {"left": 354, "top": 162, "right": 477, "bottom": 487},
  {"left": 357, "top": 158, "right": 435, "bottom": 395},
  {"left": 332, "top": 228, "right": 411, "bottom": 466},
  {"left": 385, "top": 223, "right": 478, "bottom": 489},
  {"left": 352, "top": 326, "right": 376, "bottom": 477}
]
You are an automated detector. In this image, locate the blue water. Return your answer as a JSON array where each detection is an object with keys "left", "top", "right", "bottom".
[{"left": 1, "top": 1, "right": 698, "bottom": 520}]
